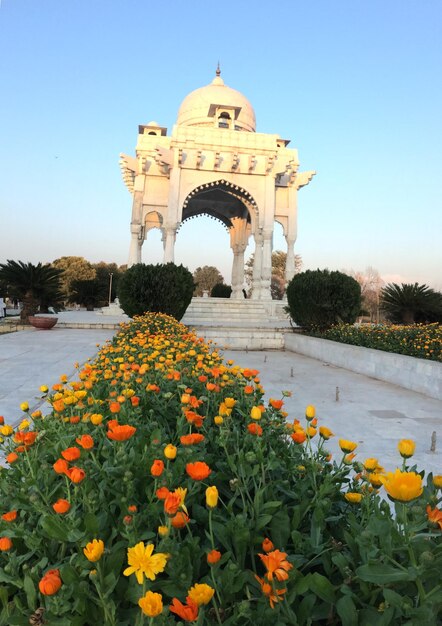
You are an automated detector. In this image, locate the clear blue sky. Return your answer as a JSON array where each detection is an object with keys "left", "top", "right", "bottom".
[{"left": 1, "top": 0, "right": 441, "bottom": 288}]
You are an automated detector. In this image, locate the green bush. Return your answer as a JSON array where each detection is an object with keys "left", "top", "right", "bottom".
[
  {"left": 117, "top": 263, "right": 194, "bottom": 320},
  {"left": 210, "top": 283, "right": 232, "bottom": 298},
  {"left": 286, "top": 269, "right": 361, "bottom": 330}
]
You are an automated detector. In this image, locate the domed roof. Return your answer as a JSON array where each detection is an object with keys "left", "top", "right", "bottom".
[{"left": 176, "top": 71, "right": 256, "bottom": 132}]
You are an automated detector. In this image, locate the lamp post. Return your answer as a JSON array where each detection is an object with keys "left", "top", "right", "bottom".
[{"left": 108, "top": 273, "right": 113, "bottom": 305}]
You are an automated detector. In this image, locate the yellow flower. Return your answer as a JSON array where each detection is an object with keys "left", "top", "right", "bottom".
[
  {"left": 339, "top": 439, "right": 358, "bottom": 453},
  {"left": 187, "top": 583, "right": 215, "bottom": 606},
  {"left": 31, "top": 410, "right": 42, "bottom": 419},
  {"left": 214, "top": 416, "right": 223, "bottom": 425},
  {"left": 369, "top": 472, "right": 384, "bottom": 488},
  {"left": 123, "top": 542, "right": 168, "bottom": 584},
  {"left": 224, "top": 397, "right": 236, "bottom": 408},
  {"left": 433, "top": 475, "right": 442, "bottom": 489},
  {"left": 363, "top": 458, "right": 378, "bottom": 471},
  {"left": 319, "top": 426, "right": 334, "bottom": 440},
  {"left": 250, "top": 406, "right": 262, "bottom": 420},
  {"left": 305, "top": 405, "right": 315, "bottom": 420},
  {"left": 0, "top": 425, "right": 13, "bottom": 437},
  {"left": 39, "top": 385, "right": 48, "bottom": 394},
  {"left": 90, "top": 413, "right": 103, "bottom": 425},
  {"left": 20, "top": 402, "right": 29, "bottom": 412},
  {"left": 206, "top": 486, "right": 219, "bottom": 508},
  {"left": 164, "top": 444, "right": 177, "bottom": 460},
  {"left": 380, "top": 469, "right": 423, "bottom": 502},
  {"left": 307, "top": 426, "right": 317, "bottom": 438},
  {"left": 158, "top": 525, "right": 169, "bottom": 537},
  {"left": 138, "top": 590, "right": 163, "bottom": 617},
  {"left": 18, "top": 419, "right": 30, "bottom": 431},
  {"left": 398, "top": 439, "right": 415, "bottom": 459},
  {"left": 83, "top": 539, "right": 105, "bottom": 562},
  {"left": 345, "top": 492, "right": 362, "bottom": 503}
]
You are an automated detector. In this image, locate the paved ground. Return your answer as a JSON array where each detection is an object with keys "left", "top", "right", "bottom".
[{"left": 1, "top": 312, "right": 441, "bottom": 477}]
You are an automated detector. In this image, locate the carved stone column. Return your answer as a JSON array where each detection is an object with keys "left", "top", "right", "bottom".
[
  {"left": 251, "top": 231, "right": 263, "bottom": 300},
  {"left": 128, "top": 223, "right": 144, "bottom": 267},
  {"left": 163, "top": 225, "right": 177, "bottom": 263},
  {"left": 285, "top": 236, "right": 296, "bottom": 284},
  {"left": 260, "top": 230, "right": 273, "bottom": 300},
  {"left": 231, "top": 243, "right": 247, "bottom": 299}
]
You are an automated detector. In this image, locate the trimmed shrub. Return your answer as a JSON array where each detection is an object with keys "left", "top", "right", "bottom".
[
  {"left": 210, "top": 283, "right": 232, "bottom": 298},
  {"left": 286, "top": 269, "right": 361, "bottom": 330},
  {"left": 117, "top": 263, "right": 194, "bottom": 320}
]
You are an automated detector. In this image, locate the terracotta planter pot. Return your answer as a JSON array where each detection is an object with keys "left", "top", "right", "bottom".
[{"left": 28, "top": 316, "right": 58, "bottom": 330}]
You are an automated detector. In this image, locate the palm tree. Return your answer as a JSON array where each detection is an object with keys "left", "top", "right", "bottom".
[
  {"left": 0, "top": 260, "right": 64, "bottom": 323},
  {"left": 380, "top": 282, "right": 442, "bottom": 324}
]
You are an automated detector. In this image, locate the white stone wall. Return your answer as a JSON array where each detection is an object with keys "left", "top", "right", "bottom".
[{"left": 284, "top": 334, "right": 442, "bottom": 401}]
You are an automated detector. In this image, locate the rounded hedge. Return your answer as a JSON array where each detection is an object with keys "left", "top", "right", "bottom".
[
  {"left": 286, "top": 269, "right": 361, "bottom": 330},
  {"left": 210, "top": 283, "right": 232, "bottom": 298},
  {"left": 117, "top": 262, "right": 194, "bottom": 320}
]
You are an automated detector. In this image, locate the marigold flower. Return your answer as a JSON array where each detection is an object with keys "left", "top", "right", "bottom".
[
  {"left": 426, "top": 505, "right": 442, "bottom": 529},
  {"left": 224, "top": 397, "right": 236, "bottom": 408},
  {"left": 369, "top": 473, "right": 384, "bottom": 488},
  {"left": 319, "top": 426, "right": 334, "bottom": 440},
  {"left": 180, "top": 433, "right": 205, "bottom": 446},
  {"left": 291, "top": 430, "right": 306, "bottom": 444},
  {"left": 269, "top": 398, "right": 284, "bottom": 410},
  {"left": 40, "top": 385, "right": 49, "bottom": 394},
  {"left": 158, "top": 525, "right": 169, "bottom": 537},
  {"left": 130, "top": 396, "right": 140, "bottom": 407},
  {"left": 18, "top": 419, "right": 30, "bottom": 431},
  {"left": 262, "top": 538, "right": 274, "bottom": 552},
  {"left": 67, "top": 466, "right": 86, "bottom": 483},
  {"left": 345, "top": 492, "right": 362, "bottom": 503},
  {"left": 53, "top": 458, "right": 69, "bottom": 475},
  {"left": 107, "top": 424, "right": 136, "bottom": 441},
  {"left": 363, "top": 458, "right": 379, "bottom": 471},
  {"left": 380, "top": 469, "right": 423, "bottom": 502},
  {"left": 188, "top": 583, "right": 215, "bottom": 606},
  {"left": 214, "top": 416, "right": 223, "bottom": 425},
  {"left": 52, "top": 499, "right": 71, "bottom": 514},
  {"left": 171, "top": 511, "right": 190, "bottom": 528},
  {"left": 186, "top": 461, "right": 211, "bottom": 481},
  {"left": 76, "top": 434, "right": 94, "bottom": 449},
  {"left": 139, "top": 590, "right": 163, "bottom": 617},
  {"left": 0, "top": 425, "right": 13, "bottom": 437},
  {"left": 250, "top": 406, "right": 262, "bottom": 420},
  {"left": 6, "top": 452, "right": 18, "bottom": 464},
  {"left": 307, "top": 426, "right": 317, "bottom": 438},
  {"left": 38, "top": 569, "right": 62, "bottom": 595},
  {"left": 169, "top": 597, "right": 199, "bottom": 621},
  {"left": 164, "top": 492, "right": 182, "bottom": 516},
  {"left": 244, "top": 385, "right": 254, "bottom": 394},
  {"left": 339, "top": 439, "right": 358, "bottom": 453},
  {"left": 205, "top": 486, "right": 219, "bottom": 508},
  {"left": 156, "top": 486, "right": 170, "bottom": 500},
  {"left": 20, "top": 402, "right": 29, "bottom": 412},
  {"left": 14, "top": 431, "right": 37, "bottom": 446},
  {"left": 90, "top": 413, "right": 103, "bottom": 425},
  {"left": 255, "top": 575, "right": 287, "bottom": 609},
  {"left": 109, "top": 401, "right": 121, "bottom": 413},
  {"left": 305, "top": 405, "right": 315, "bottom": 420},
  {"left": 164, "top": 444, "right": 177, "bottom": 460},
  {"left": 343, "top": 453, "right": 356, "bottom": 465},
  {"left": 1, "top": 510, "right": 17, "bottom": 522},
  {"left": 0, "top": 537, "right": 12, "bottom": 551},
  {"left": 247, "top": 422, "right": 263, "bottom": 436},
  {"left": 61, "top": 447, "right": 81, "bottom": 461},
  {"left": 123, "top": 542, "right": 168, "bottom": 584},
  {"left": 433, "top": 475, "right": 442, "bottom": 489},
  {"left": 151, "top": 459, "right": 165, "bottom": 477},
  {"left": 84, "top": 539, "right": 105, "bottom": 562},
  {"left": 259, "top": 549, "right": 293, "bottom": 581},
  {"left": 207, "top": 549, "right": 221, "bottom": 564},
  {"left": 398, "top": 439, "right": 416, "bottom": 459}
]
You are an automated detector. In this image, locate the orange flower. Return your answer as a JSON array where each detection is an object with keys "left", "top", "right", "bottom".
[
  {"left": 259, "top": 549, "right": 293, "bottom": 581},
  {"left": 255, "top": 575, "right": 287, "bottom": 609},
  {"left": 207, "top": 549, "right": 221, "bottom": 565},
  {"left": 61, "top": 447, "right": 81, "bottom": 461},
  {"left": 14, "top": 431, "right": 37, "bottom": 446},
  {"left": 269, "top": 398, "right": 283, "bottom": 410},
  {"left": 169, "top": 597, "right": 199, "bottom": 622},
  {"left": 426, "top": 505, "right": 442, "bottom": 529},
  {"left": 107, "top": 424, "right": 136, "bottom": 441},
  {"left": 52, "top": 399, "right": 65, "bottom": 413},
  {"left": 53, "top": 458, "right": 69, "bottom": 475},
  {"left": 67, "top": 467, "right": 86, "bottom": 483},
  {"left": 156, "top": 487, "right": 170, "bottom": 500},
  {"left": 39, "top": 569, "right": 62, "bottom": 595},
  {"left": 0, "top": 537, "right": 12, "bottom": 551},
  {"left": 247, "top": 423, "right": 263, "bottom": 436},
  {"left": 150, "top": 460, "right": 164, "bottom": 477},
  {"left": 184, "top": 410, "right": 204, "bottom": 428},
  {"left": 128, "top": 505, "right": 138, "bottom": 513},
  {"left": 262, "top": 538, "right": 274, "bottom": 553},
  {"left": 70, "top": 416, "right": 81, "bottom": 424},
  {"left": 52, "top": 499, "right": 71, "bottom": 514},
  {"left": 6, "top": 452, "right": 18, "bottom": 464},
  {"left": 186, "top": 462, "right": 211, "bottom": 481},
  {"left": 171, "top": 511, "right": 190, "bottom": 529},
  {"left": 109, "top": 401, "right": 121, "bottom": 413},
  {"left": 291, "top": 431, "right": 306, "bottom": 444},
  {"left": 76, "top": 434, "right": 94, "bottom": 449},
  {"left": 1, "top": 510, "right": 17, "bottom": 522},
  {"left": 164, "top": 492, "right": 181, "bottom": 515},
  {"left": 180, "top": 433, "right": 205, "bottom": 446},
  {"left": 130, "top": 396, "right": 140, "bottom": 407},
  {"left": 244, "top": 385, "right": 254, "bottom": 394},
  {"left": 107, "top": 419, "right": 119, "bottom": 430}
]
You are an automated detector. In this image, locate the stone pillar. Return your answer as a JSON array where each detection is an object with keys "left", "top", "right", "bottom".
[
  {"left": 128, "top": 223, "right": 144, "bottom": 267},
  {"left": 231, "top": 243, "right": 246, "bottom": 299},
  {"left": 260, "top": 230, "right": 273, "bottom": 300},
  {"left": 285, "top": 237, "right": 296, "bottom": 284},
  {"left": 163, "top": 225, "right": 177, "bottom": 263},
  {"left": 251, "top": 232, "right": 263, "bottom": 300}
]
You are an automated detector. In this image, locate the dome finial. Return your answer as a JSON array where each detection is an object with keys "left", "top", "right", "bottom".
[{"left": 216, "top": 61, "right": 221, "bottom": 77}]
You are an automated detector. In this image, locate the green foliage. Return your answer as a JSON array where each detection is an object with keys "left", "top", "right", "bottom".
[
  {"left": 192, "top": 266, "right": 224, "bottom": 297},
  {"left": 210, "top": 283, "right": 232, "bottom": 298},
  {"left": 381, "top": 283, "right": 442, "bottom": 324},
  {"left": 0, "top": 260, "right": 63, "bottom": 322},
  {"left": 310, "top": 322, "right": 442, "bottom": 362},
  {"left": 286, "top": 269, "right": 361, "bottom": 330},
  {"left": 117, "top": 263, "right": 194, "bottom": 319},
  {"left": 69, "top": 279, "right": 106, "bottom": 311}
]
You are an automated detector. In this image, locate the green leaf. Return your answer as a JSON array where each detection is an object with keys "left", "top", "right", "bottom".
[
  {"left": 308, "top": 572, "right": 335, "bottom": 604},
  {"left": 39, "top": 516, "right": 69, "bottom": 541},
  {"left": 83, "top": 512, "right": 99, "bottom": 535},
  {"left": 270, "top": 509, "right": 291, "bottom": 549},
  {"left": 356, "top": 563, "right": 415, "bottom": 584},
  {"left": 23, "top": 574, "right": 36, "bottom": 611},
  {"left": 0, "top": 586, "right": 8, "bottom": 608},
  {"left": 255, "top": 514, "right": 273, "bottom": 530},
  {"left": 60, "top": 564, "right": 78, "bottom": 585},
  {"left": 297, "top": 593, "right": 316, "bottom": 626},
  {"left": 336, "top": 595, "right": 358, "bottom": 626}
]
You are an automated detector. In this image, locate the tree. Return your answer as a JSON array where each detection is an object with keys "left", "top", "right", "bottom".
[
  {"left": 286, "top": 269, "right": 361, "bottom": 330},
  {"left": 192, "top": 266, "right": 224, "bottom": 296},
  {"left": 68, "top": 279, "right": 107, "bottom": 311},
  {"left": 211, "top": 283, "right": 232, "bottom": 298},
  {"left": 0, "top": 260, "right": 64, "bottom": 322},
  {"left": 345, "top": 267, "right": 384, "bottom": 322},
  {"left": 52, "top": 256, "right": 96, "bottom": 301},
  {"left": 380, "top": 283, "right": 442, "bottom": 324},
  {"left": 117, "top": 263, "right": 194, "bottom": 320},
  {"left": 245, "top": 251, "right": 302, "bottom": 298},
  {"left": 92, "top": 262, "right": 125, "bottom": 305}
]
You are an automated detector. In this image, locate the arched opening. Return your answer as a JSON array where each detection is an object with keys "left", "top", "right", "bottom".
[{"left": 218, "top": 111, "right": 231, "bottom": 129}]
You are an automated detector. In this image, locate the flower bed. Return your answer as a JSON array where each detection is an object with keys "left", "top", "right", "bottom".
[
  {"left": 309, "top": 323, "right": 442, "bottom": 362},
  {"left": 0, "top": 313, "right": 441, "bottom": 625}
]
